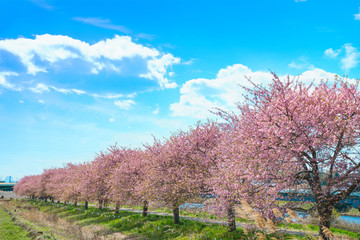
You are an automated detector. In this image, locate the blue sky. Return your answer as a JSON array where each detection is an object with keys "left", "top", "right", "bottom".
[{"left": 1, "top": 0, "right": 360, "bottom": 178}]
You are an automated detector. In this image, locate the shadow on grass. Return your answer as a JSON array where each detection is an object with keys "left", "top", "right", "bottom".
[{"left": 108, "top": 214, "right": 246, "bottom": 240}]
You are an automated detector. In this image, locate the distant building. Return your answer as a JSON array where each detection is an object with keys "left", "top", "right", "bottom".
[{"left": 4, "top": 176, "right": 12, "bottom": 183}]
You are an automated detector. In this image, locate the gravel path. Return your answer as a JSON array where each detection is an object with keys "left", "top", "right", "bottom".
[{"left": 0, "top": 190, "right": 21, "bottom": 199}]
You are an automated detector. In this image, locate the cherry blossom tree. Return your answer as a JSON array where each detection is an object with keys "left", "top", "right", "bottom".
[
  {"left": 225, "top": 75, "right": 360, "bottom": 239},
  {"left": 61, "top": 163, "right": 85, "bottom": 205},
  {"left": 142, "top": 121, "right": 221, "bottom": 224},
  {"left": 39, "top": 168, "right": 59, "bottom": 202},
  {"left": 76, "top": 163, "right": 93, "bottom": 209},
  {"left": 81, "top": 145, "right": 122, "bottom": 209},
  {"left": 45, "top": 167, "right": 68, "bottom": 203},
  {"left": 14, "top": 175, "right": 40, "bottom": 198},
  {"left": 210, "top": 115, "right": 293, "bottom": 231},
  {"left": 107, "top": 147, "right": 149, "bottom": 215}
]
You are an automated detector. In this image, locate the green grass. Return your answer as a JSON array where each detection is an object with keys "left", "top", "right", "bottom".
[
  {"left": 109, "top": 214, "right": 247, "bottom": 240},
  {"left": 0, "top": 206, "right": 31, "bottom": 240}
]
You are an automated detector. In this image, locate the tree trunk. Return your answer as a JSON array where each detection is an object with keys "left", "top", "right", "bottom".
[
  {"left": 98, "top": 199, "right": 103, "bottom": 209},
  {"left": 115, "top": 201, "right": 120, "bottom": 214},
  {"left": 173, "top": 205, "right": 180, "bottom": 224},
  {"left": 227, "top": 204, "right": 236, "bottom": 232},
  {"left": 84, "top": 201, "right": 88, "bottom": 209},
  {"left": 64, "top": 201, "right": 67, "bottom": 206},
  {"left": 74, "top": 201, "right": 77, "bottom": 206},
  {"left": 51, "top": 198, "right": 54, "bottom": 203},
  {"left": 44, "top": 197, "right": 47, "bottom": 202},
  {"left": 57, "top": 200, "right": 60, "bottom": 204},
  {"left": 318, "top": 205, "right": 333, "bottom": 240},
  {"left": 142, "top": 200, "right": 148, "bottom": 217}
]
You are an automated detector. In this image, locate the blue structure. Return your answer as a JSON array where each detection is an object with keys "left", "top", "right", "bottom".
[{"left": 4, "top": 176, "right": 12, "bottom": 183}]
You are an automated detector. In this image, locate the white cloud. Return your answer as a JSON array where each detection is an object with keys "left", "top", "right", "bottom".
[
  {"left": 324, "top": 48, "right": 341, "bottom": 58},
  {"left": 288, "top": 61, "right": 302, "bottom": 69},
  {"left": 297, "top": 68, "right": 340, "bottom": 84},
  {"left": 109, "top": 118, "right": 115, "bottom": 122},
  {"left": 152, "top": 107, "right": 160, "bottom": 115},
  {"left": 170, "top": 64, "right": 341, "bottom": 118},
  {"left": 28, "top": 82, "right": 85, "bottom": 95},
  {"left": 340, "top": 44, "right": 359, "bottom": 71},
  {"left": 38, "top": 99, "right": 45, "bottom": 104},
  {"left": 0, "top": 72, "right": 21, "bottom": 91},
  {"left": 134, "top": 33, "right": 156, "bottom": 40},
  {"left": 182, "top": 58, "right": 196, "bottom": 65},
  {"left": 140, "top": 53, "right": 180, "bottom": 88},
  {"left": 0, "top": 34, "right": 179, "bottom": 88},
  {"left": 73, "top": 17, "right": 130, "bottom": 33},
  {"left": 19, "top": 100, "right": 24, "bottom": 104},
  {"left": 114, "top": 99, "right": 135, "bottom": 110},
  {"left": 29, "top": 83, "right": 50, "bottom": 93},
  {"left": 51, "top": 86, "right": 86, "bottom": 95},
  {"left": 90, "top": 93, "right": 135, "bottom": 99},
  {"left": 294, "top": 0, "right": 306, "bottom": 2},
  {"left": 171, "top": 64, "right": 272, "bottom": 118},
  {"left": 27, "top": 81, "right": 136, "bottom": 101},
  {"left": 354, "top": 8, "right": 360, "bottom": 20},
  {"left": 288, "top": 57, "right": 314, "bottom": 70}
]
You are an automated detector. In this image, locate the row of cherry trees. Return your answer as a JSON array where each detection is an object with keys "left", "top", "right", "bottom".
[{"left": 14, "top": 76, "right": 360, "bottom": 239}]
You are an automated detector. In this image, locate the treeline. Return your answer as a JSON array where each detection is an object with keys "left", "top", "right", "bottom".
[{"left": 14, "top": 75, "right": 360, "bottom": 240}]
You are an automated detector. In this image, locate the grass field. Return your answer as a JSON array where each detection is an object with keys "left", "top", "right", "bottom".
[
  {"left": 0, "top": 204, "right": 31, "bottom": 240},
  {"left": 14, "top": 199, "right": 304, "bottom": 240}
]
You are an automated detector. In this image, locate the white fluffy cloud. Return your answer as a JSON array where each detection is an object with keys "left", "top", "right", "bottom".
[
  {"left": 354, "top": 8, "right": 360, "bottom": 20},
  {"left": 324, "top": 48, "right": 341, "bottom": 58},
  {"left": 140, "top": 53, "right": 180, "bottom": 88},
  {"left": 324, "top": 44, "right": 359, "bottom": 71},
  {"left": 114, "top": 99, "right": 135, "bottom": 110},
  {"left": 0, "top": 34, "right": 179, "bottom": 88},
  {"left": 170, "top": 64, "right": 341, "bottom": 118}
]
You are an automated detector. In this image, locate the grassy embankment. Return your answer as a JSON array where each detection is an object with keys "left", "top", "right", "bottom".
[{"left": 9, "top": 199, "right": 359, "bottom": 240}]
